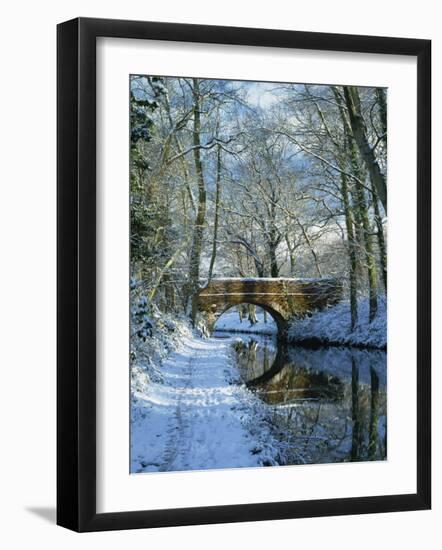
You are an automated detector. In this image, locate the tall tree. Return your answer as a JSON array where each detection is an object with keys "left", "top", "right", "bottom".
[
  {"left": 343, "top": 86, "right": 387, "bottom": 213},
  {"left": 188, "top": 78, "right": 207, "bottom": 323},
  {"left": 335, "top": 88, "right": 379, "bottom": 322},
  {"left": 207, "top": 143, "right": 222, "bottom": 282}
]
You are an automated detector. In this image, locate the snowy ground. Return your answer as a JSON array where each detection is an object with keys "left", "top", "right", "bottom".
[
  {"left": 288, "top": 297, "right": 387, "bottom": 349},
  {"left": 214, "top": 310, "right": 277, "bottom": 335},
  {"left": 131, "top": 334, "right": 280, "bottom": 473}
]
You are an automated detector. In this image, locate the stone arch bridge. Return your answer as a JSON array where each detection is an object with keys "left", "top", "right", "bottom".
[{"left": 197, "top": 277, "right": 342, "bottom": 338}]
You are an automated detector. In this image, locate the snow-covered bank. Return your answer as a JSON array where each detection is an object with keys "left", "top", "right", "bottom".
[
  {"left": 214, "top": 310, "right": 277, "bottom": 335},
  {"left": 130, "top": 291, "right": 193, "bottom": 392},
  {"left": 131, "top": 334, "right": 281, "bottom": 473},
  {"left": 287, "top": 297, "right": 387, "bottom": 349}
]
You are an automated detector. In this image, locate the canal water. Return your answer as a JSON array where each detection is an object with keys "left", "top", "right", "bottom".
[{"left": 213, "top": 330, "right": 387, "bottom": 465}]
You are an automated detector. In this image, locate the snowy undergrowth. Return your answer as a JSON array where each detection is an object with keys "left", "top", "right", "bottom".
[
  {"left": 288, "top": 297, "right": 386, "bottom": 349},
  {"left": 130, "top": 289, "right": 193, "bottom": 397}
]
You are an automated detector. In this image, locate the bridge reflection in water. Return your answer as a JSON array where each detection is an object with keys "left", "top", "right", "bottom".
[{"left": 214, "top": 331, "right": 387, "bottom": 465}]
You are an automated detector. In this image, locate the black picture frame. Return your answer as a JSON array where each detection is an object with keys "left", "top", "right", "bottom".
[{"left": 57, "top": 17, "right": 431, "bottom": 532}]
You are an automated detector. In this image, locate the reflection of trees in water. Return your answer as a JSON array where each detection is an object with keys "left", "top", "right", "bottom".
[
  {"left": 232, "top": 337, "right": 387, "bottom": 465},
  {"left": 351, "top": 359, "right": 361, "bottom": 461},
  {"left": 368, "top": 366, "right": 380, "bottom": 460},
  {"left": 349, "top": 360, "right": 385, "bottom": 463},
  {"left": 233, "top": 337, "right": 277, "bottom": 381}
]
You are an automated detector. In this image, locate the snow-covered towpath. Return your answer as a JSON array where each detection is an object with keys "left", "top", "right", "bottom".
[{"left": 131, "top": 335, "right": 279, "bottom": 473}]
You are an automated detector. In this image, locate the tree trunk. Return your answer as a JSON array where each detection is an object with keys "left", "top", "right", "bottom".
[
  {"left": 238, "top": 304, "right": 245, "bottom": 323},
  {"left": 285, "top": 234, "right": 297, "bottom": 276},
  {"left": 267, "top": 199, "right": 280, "bottom": 277},
  {"left": 339, "top": 165, "right": 358, "bottom": 330},
  {"left": 350, "top": 144, "right": 379, "bottom": 323},
  {"left": 161, "top": 81, "right": 196, "bottom": 212},
  {"left": 343, "top": 86, "right": 387, "bottom": 213},
  {"left": 188, "top": 78, "right": 207, "bottom": 324},
  {"left": 371, "top": 181, "right": 387, "bottom": 293},
  {"left": 248, "top": 304, "right": 258, "bottom": 326},
  {"left": 269, "top": 239, "right": 279, "bottom": 277},
  {"left": 336, "top": 87, "right": 378, "bottom": 322},
  {"left": 207, "top": 144, "right": 222, "bottom": 282},
  {"left": 376, "top": 87, "right": 387, "bottom": 147}
]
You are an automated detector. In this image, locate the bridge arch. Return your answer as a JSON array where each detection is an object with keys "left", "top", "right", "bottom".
[
  {"left": 197, "top": 277, "right": 341, "bottom": 339},
  {"left": 214, "top": 302, "right": 285, "bottom": 335}
]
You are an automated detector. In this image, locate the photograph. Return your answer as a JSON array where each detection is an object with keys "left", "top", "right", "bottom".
[{"left": 129, "top": 75, "right": 388, "bottom": 474}]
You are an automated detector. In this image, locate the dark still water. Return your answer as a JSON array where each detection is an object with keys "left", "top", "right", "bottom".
[{"left": 214, "top": 331, "right": 387, "bottom": 465}]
